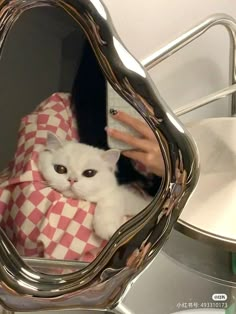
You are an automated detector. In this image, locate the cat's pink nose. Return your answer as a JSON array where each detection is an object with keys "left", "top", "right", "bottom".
[{"left": 68, "top": 178, "right": 78, "bottom": 185}]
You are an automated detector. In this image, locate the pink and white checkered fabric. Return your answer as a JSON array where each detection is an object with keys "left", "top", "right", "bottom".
[{"left": 0, "top": 93, "right": 107, "bottom": 262}]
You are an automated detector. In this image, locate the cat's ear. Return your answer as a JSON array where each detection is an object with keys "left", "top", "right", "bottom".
[
  {"left": 102, "top": 149, "right": 120, "bottom": 170},
  {"left": 46, "top": 132, "right": 63, "bottom": 151}
]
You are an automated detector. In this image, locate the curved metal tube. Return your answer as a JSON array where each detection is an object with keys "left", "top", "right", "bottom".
[
  {"left": 0, "top": 0, "right": 199, "bottom": 312},
  {"left": 142, "top": 13, "right": 236, "bottom": 116},
  {"left": 175, "top": 83, "right": 236, "bottom": 116}
]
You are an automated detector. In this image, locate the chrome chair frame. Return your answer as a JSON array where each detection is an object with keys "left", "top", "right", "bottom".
[{"left": 142, "top": 13, "right": 236, "bottom": 117}]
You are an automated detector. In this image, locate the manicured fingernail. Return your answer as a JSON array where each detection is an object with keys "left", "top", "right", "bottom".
[
  {"left": 105, "top": 126, "right": 113, "bottom": 134},
  {"left": 109, "top": 108, "right": 118, "bottom": 115}
]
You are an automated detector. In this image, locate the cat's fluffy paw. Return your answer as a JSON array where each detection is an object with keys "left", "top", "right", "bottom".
[{"left": 93, "top": 218, "right": 123, "bottom": 241}]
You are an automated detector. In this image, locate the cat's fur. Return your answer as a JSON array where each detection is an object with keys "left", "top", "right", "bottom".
[{"left": 38, "top": 133, "right": 150, "bottom": 240}]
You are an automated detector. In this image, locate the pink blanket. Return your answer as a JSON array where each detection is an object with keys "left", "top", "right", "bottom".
[{"left": 0, "top": 93, "right": 107, "bottom": 262}]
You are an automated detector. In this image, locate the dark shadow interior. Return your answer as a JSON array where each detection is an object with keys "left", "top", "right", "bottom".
[{"left": 0, "top": 7, "right": 84, "bottom": 169}]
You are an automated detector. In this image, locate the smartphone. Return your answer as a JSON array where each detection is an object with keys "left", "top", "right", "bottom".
[{"left": 106, "top": 82, "right": 144, "bottom": 151}]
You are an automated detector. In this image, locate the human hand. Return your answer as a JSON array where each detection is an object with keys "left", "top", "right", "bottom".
[{"left": 105, "top": 110, "right": 165, "bottom": 177}]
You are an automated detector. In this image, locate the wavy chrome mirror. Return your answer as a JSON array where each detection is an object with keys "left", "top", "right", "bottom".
[
  {"left": 0, "top": 7, "right": 161, "bottom": 263},
  {"left": 0, "top": 0, "right": 199, "bottom": 313}
]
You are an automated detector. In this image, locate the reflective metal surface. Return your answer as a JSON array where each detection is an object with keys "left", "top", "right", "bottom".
[
  {"left": 9, "top": 247, "right": 236, "bottom": 314},
  {"left": 163, "top": 229, "right": 236, "bottom": 288},
  {"left": 142, "top": 14, "right": 236, "bottom": 116},
  {"left": 0, "top": 0, "right": 199, "bottom": 313},
  {"left": 174, "top": 84, "right": 236, "bottom": 117}
]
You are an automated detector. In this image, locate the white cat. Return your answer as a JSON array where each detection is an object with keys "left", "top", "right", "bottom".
[{"left": 38, "top": 133, "right": 150, "bottom": 240}]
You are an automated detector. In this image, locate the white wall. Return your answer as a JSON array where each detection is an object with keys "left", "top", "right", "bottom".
[{"left": 103, "top": 0, "right": 236, "bottom": 122}]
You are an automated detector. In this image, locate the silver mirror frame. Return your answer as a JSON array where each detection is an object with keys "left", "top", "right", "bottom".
[{"left": 0, "top": 0, "right": 199, "bottom": 313}]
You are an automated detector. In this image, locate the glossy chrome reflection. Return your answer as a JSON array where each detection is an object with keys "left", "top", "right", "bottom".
[
  {"left": 113, "top": 37, "right": 146, "bottom": 78},
  {"left": 0, "top": 0, "right": 199, "bottom": 313},
  {"left": 90, "top": 0, "right": 107, "bottom": 20}
]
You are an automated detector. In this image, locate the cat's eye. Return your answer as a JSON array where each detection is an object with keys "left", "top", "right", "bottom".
[
  {"left": 54, "top": 164, "right": 68, "bottom": 174},
  {"left": 82, "top": 169, "right": 97, "bottom": 178}
]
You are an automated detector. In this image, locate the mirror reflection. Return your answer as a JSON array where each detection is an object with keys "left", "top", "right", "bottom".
[{"left": 0, "top": 7, "right": 163, "bottom": 264}]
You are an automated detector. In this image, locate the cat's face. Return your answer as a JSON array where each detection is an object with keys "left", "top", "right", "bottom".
[{"left": 38, "top": 133, "right": 120, "bottom": 201}]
